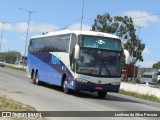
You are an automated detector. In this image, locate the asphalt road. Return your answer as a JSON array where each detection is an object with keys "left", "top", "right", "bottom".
[{"left": 0, "top": 67, "right": 160, "bottom": 120}]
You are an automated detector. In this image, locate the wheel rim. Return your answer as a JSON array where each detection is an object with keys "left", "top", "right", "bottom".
[
  {"left": 35, "top": 73, "right": 39, "bottom": 84},
  {"left": 36, "top": 76, "right": 38, "bottom": 84},
  {"left": 63, "top": 80, "right": 68, "bottom": 93}
]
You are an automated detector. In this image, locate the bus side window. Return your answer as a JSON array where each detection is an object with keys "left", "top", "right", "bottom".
[
  {"left": 29, "top": 40, "right": 32, "bottom": 46},
  {"left": 70, "top": 34, "right": 77, "bottom": 72},
  {"left": 71, "top": 48, "right": 75, "bottom": 71}
]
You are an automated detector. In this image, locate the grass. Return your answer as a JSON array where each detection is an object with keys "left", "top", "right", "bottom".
[
  {"left": 0, "top": 96, "right": 34, "bottom": 111},
  {"left": 5, "top": 64, "right": 26, "bottom": 72},
  {"left": 119, "top": 89, "right": 160, "bottom": 103},
  {"left": 0, "top": 95, "right": 45, "bottom": 120}
]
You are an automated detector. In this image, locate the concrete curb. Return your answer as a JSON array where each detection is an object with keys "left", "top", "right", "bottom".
[{"left": 120, "top": 82, "right": 160, "bottom": 99}]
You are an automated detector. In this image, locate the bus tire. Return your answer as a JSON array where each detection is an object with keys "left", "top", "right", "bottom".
[
  {"left": 63, "top": 78, "right": 69, "bottom": 94},
  {"left": 31, "top": 69, "right": 34, "bottom": 79},
  {"left": 33, "top": 72, "right": 40, "bottom": 85},
  {"left": 97, "top": 91, "right": 107, "bottom": 98}
]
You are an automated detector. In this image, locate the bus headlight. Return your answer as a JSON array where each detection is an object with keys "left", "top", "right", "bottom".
[
  {"left": 111, "top": 82, "right": 120, "bottom": 85},
  {"left": 70, "top": 81, "right": 74, "bottom": 86},
  {"left": 76, "top": 78, "right": 88, "bottom": 83}
]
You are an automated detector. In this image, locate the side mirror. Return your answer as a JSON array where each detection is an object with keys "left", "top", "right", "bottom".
[
  {"left": 74, "top": 44, "right": 80, "bottom": 59},
  {"left": 124, "top": 49, "right": 130, "bottom": 64}
]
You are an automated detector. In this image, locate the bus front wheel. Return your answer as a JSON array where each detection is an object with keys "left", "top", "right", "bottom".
[
  {"left": 63, "top": 78, "right": 69, "bottom": 94},
  {"left": 97, "top": 91, "right": 107, "bottom": 98}
]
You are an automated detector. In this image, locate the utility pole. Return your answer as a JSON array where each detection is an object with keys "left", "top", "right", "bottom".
[
  {"left": 19, "top": 8, "right": 38, "bottom": 66},
  {"left": 80, "top": 0, "right": 84, "bottom": 30},
  {"left": 133, "top": 26, "right": 141, "bottom": 81},
  {"left": 126, "top": 22, "right": 147, "bottom": 82},
  {"left": 0, "top": 21, "right": 12, "bottom": 52},
  {"left": 133, "top": 25, "right": 151, "bottom": 81}
]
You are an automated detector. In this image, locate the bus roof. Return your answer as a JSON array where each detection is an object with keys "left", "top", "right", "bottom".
[{"left": 31, "top": 29, "right": 120, "bottom": 39}]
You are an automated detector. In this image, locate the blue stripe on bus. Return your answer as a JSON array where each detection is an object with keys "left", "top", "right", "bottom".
[
  {"left": 28, "top": 52, "right": 120, "bottom": 92},
  {"left": 28, "top": 52, "right": 74, "bottom": 86}
]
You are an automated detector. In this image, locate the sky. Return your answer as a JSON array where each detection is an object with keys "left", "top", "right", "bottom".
[{"left": 0, "top": 0, "right": 160, "bottom": 68}]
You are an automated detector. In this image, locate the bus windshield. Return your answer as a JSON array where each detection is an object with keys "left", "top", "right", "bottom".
[
  {"left": 79, "top": 35, "right": 121, "bottom": 51},
  {"left": 76, "top": 35, "right": 122, "bottom": 77},
  {"left": 76, "top": 49, "right": 121, "bottom": 77}
]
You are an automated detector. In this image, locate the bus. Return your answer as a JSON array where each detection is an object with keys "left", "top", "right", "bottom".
[{"left": 27, "top": 30, "right": 130, "bottom": 98}]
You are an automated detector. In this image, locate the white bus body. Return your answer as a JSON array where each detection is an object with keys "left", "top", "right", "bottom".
[{"left": 28, "top": 30, "right": 129, "bottom": 98}]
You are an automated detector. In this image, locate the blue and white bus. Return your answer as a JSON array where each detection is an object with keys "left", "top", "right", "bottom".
[{"left": 27, "top": 30, "right": 130, "bottom": 98}]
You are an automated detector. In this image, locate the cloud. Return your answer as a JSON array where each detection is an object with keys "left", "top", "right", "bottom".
[
  {"left": 1, "top": 39, "right": 8, "bottom": 44},
  {"left": 68, "top": 23, "right": 91, "bottom": 31},
  {"left": 0, "top": 23, "right": 13, "bottom": 30},
  {"left": 139, "top": 61, "right": 155, "bottom": 68},
  {"left": 122, "top": 11, "right": 159, "bottom": 26},
  {"left": 142, "top": 48, "right": 150, "bottom": 55},
  {"left": 16, "top": 34, "right": 26, "bottom": 41},
  {"left": 29, "top": 22, "right": 60, "bottom": 32},
  {"left": 14, "top": 23, "right": 27, "bottom": 32},
  {"left": 1, "top": 22, "right": 91, "bottom": 33},
  {"left": 1, "top": 22, "right": 60, "bottom": 33}
]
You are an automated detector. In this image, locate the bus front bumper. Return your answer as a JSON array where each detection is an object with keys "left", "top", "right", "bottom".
[{"left": 68, "top": 80, "right": 120, "bottom": 93}]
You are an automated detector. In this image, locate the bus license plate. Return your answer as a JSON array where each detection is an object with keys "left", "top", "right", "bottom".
[{"left": 95, "top": 87, "right": 103, "bottom": 90}]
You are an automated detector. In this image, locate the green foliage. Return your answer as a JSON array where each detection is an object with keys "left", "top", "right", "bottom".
[
  {"left": 152, "top": 61, "right": 160, "bottom": 69},
  {"left": 92, "top": 13, "right": 145, "bottom": 63},
  {"left": 0, "top": 51, "right": 21, "bottom": 64}
]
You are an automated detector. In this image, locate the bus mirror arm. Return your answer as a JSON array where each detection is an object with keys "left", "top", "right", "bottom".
[
  {"left": 124, "top": 49, "right": 130, "bottom": 64},
  {"left": 74, "top": 44, "right": 80, "bottom": 59}
]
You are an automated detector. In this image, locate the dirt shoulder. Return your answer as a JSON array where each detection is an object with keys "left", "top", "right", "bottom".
[{"left": 0, "top": 94, "right": 45, "bottom": 120}]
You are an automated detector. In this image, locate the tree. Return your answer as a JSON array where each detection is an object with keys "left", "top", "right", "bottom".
[
  {"left": 153, "top": 62, "right": 160, "bottom": 69},
  {"left": 92, "top": 13, "right": 145, "bottom": 63},
  {"left": 0, "top": 51, "right": 21, "bottom": 64}
]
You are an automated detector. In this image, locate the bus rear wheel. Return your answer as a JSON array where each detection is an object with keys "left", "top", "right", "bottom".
[
  {"left": 63, "top": 78, "right": 69, "bottom": 94},
  {"left": 33, "top": 72, "right": 40, "bottom": 85},
  {"left": 97, "top": 91, "right": 107, "bottom": 98}
]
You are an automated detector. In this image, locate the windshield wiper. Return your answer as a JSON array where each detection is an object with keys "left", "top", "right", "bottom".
[{"left": 105, "top": 66, "right": 111, "bottom": 76}]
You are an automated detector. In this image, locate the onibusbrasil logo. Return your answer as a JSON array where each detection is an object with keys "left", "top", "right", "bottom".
[{"left": 96, "top": 40, "right": 105, "bottom": 45}]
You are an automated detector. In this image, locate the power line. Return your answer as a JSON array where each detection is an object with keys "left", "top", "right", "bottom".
[
  {"left": 132, "top": 12, "right": 160, "bottom": 19},
  {"left": 63, "top": 18, "right": 81, "bottom": 30},
  {"left": 5, "top": 32, "right": 27, "bottom": 41},
  {"left": 63, "top": 0, "right": 85, "bottom": 30},
  {"left": 64, "top": 12, "right": 160, "bottom": 30}
]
